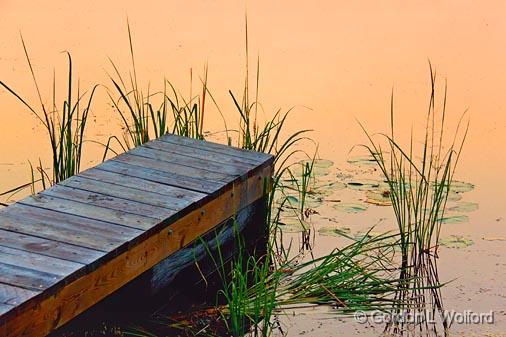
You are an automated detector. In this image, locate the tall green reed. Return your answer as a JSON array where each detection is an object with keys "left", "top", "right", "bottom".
[
  {"left": 0, "top": 36, "right": 97, "bottom": 187},
  {"left": 104, "top": 22, "right": 211, "bottom": 159},
  {"left": 359, "top": 65, "right": 468, "bottom": 333}
]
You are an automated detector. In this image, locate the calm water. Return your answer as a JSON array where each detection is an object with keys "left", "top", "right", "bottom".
[{"left": 1, "top": 1, "right": 506, "bottom": 336}]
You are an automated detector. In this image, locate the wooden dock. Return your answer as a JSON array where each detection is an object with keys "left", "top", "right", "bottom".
[{"left": 0, "top": 134, "right": 273, "bottom": 337}]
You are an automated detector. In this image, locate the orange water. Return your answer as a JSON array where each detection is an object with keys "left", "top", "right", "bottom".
[{"left": 1, "top": 1, "right": 505, "bottom": 336}]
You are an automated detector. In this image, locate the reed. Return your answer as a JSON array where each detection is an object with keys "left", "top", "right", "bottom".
[
  {"left": 358, "top": 65, "right": 468, "bottom": 334},
  {"left": 0, "top": 36, "right": 97, "bottom": 187},
  {"left": 104, "top": 22, "right": 210, "bottom": 159}
]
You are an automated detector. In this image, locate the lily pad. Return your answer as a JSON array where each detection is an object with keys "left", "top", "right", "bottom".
[
  {"left": 347, "top": 155, "right": 377, "bottom": 167},
  {"left": 292, "top": 159, "right": 334, "bottom": 178},
  {"left": 332, "top": 202, "right": 368, "bottom": 213},
  {"left": 439, "top": 235, "right": 474, "bottom": 249},
  {"left": 482, "top": 237, "right": 506, "bottom": 242},
  {"left": 277, "top": 216, "right": 310, "bottom": 233},
  {"left": 345, "top": 179, "right": 387, "bottom": 191},
  {"left": 365, "top": 190, "right": 392, "bottom": 206},
  {"left": 447, "top": 202, "right": 479, "bottom": 213},
  {"left": 318, "top": 226, "right": 351, "bottom": 237},
  {"left": 439, "top": 214, "right": 469, "bottom": 224},
  {"left": 434, "top": 181, "right": 475, "bottom": 194},
  {"left": 451, "top": 181, "right": 475, "bottom": 193},
  {"left": 447, "top": 191, "right": 463, "bottom": 202},
  {"left": 298, "top": 158, "right": 334, "bottom": 169},
  {"left": 276, "top": 195, "right": 323, "bottom": 210}
]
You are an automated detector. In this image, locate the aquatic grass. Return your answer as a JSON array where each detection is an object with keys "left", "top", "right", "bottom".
[
  {"left": 0, "top": 35, "right": 97, "bottom": 187},
  {"left": 181, "top": 227, "right": 404, "bottom": 337},
  {"left": 104, "top": 22, "right": 211, "bottom": 160},
  {"left": 358, "top": 65, "right": 468, "bottom": 334}
]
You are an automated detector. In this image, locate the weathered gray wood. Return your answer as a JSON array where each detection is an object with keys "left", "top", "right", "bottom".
[
  {"left": 0, "top": 133, "right": 273, "bottom": 337},
  {"left": 64, "top": 173, "right": 201, "bottom": 210},
  {"left": 130, "top": 145, "right": 248, "bottom": 176},
  {"left": 0, "top": 303, "right": 14, "bottom": 316},
  {"left": 43, "top": 184, "right": 176, "bottom": 218},
  {"left": 0, "top": 229, "right": 104, "bottom": 264},
  {"left": 96, "top": 160, "right": 222, "bottom": 194},
  {"left": 160, "top": 133, "right": 272, "bottom": 165},
  {"left": 0, "top": 283, "right": 40, "bottom": 306},
  {"left": 0, "top": 262, "right": 62, "bottom": 291},
  {"left": 0, "top": 246, "right": 83, "bottom": 277},
  {"left": 113, "top": 152, "right": 232, "bottom": 183},
  {"left": 19, "top": 194, "right": 159, "bottom": 231},
  {"left": 144, "top": 139, "right": 253, "bottom": 170},
  {"left": 0, "top": 204, "right": 142, "bottom": 251}
]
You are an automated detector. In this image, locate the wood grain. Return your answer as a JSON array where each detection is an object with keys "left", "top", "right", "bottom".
[{"left": 0, "top": 167, "right": 271, "bottom": 336}]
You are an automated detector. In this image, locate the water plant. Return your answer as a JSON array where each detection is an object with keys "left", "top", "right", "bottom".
[
  {"left": 0, "top": 36, "right": 98, "bottom": 187},
  {"left": 358, "top": 65, "right": 468, "bottom": 334},
  {"left": 103, "top": 22, "right": 211, "bottom": 159}
]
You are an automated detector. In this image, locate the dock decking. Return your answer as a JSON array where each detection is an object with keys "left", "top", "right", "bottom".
[{"left": 0, "top": 134, "right": 273, "bottom": 337}]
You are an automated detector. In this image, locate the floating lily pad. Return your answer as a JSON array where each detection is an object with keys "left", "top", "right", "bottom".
[
  {"left": 332, "top": 202, "right": 368, "bottom": 213},
  {"left": 345, "top": 179, "right": 387, "bottom": 191},
  {"left": 451, "top": 181, "right": 475, "bottom": 193},
  {"left": 298, "top": 158, "right": 334, "bottom": 169},
  {"left": 439, "top": 235, "right": 474, "bottom": 249},
  {"left": 439, "top": 214, "right": 469, "bottom": 224},
  {"left": 318, "top": 226, "right": 351, "bottom": 237},
  {"left": 276, "top": 195, "right": 323, "bottom": 210},
  {"left": 277, "top": 216, "right": 310, "bottom": 233},
  {"left": 347, "top": 155, "right": 377, "bottom": 167},
  {"left": 448, "top": 202, "right": 479, "bottom": 213},
  {"left": 365, "top": 190, "right": 392, "bottom": 206},
  {"left": 447, "top": 191, "right": 463, "bottom": 202},
  {"left": 291, "top": 159, "right": 334, "bottom": 178},
  {"left": 482, "top": 237, "right": 506, "bottom": 241},
  {"left": 434, "top": 181, "right": 475, "bottom": 194}
]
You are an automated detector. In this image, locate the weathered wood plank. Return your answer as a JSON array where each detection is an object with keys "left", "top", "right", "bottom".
[
  {"left": 144, "top": 139, "right": 254, "bottom": 171},
  {"left": 0, "top": 263, "right": 61, "bottom": 292},
  {"left": 0, "top": 229, "right": 104, "bottom": 264},
  {"left": 160, "top": 133, "right": 272, "bottom": 165},
  {"left": 96, "top": 160, "right": 222, "bottom": 194},
  {"left": 0, "top": 204, "right": 142, "bottom": 252},
  {"left": 43, "top": 184, "right": 176, "bottom": 218},
  {"left": 0, "top": 283, "right": 40, "bottom": 306},
  {"left": 19, "top": 194, "right": 159, "bottom": 231},
  {"left": 0, "top": 246, "right": 83, "bottom": 277},
  {"left": 0, "top": 164, "right": 271, "bottom": 336},
  {"left": 130, "top": 145, "right": 248, "bottom": 176},
  {"left": 62, "top": 174, "right": 198, "bottom": 210},
  {"left": 113, "top": 152, "right": 233, "bottom": 183},
  {"left": 0, "top": 303, "right": 13, "bottom": 316}
]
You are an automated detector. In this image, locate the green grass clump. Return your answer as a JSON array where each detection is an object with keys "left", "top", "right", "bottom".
[
  {"left": 0, "top": 36, "right": 97, "bottom": 187},
  {"left": 359, "top": 65, "right": 468, "bottom": 333}
]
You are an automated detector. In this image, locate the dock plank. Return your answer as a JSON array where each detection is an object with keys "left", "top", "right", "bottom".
[
  {"left": 144, "top": 139, "right": 254, "bottom": 170},
  {"left": 80, "top": 168, "right": 204, "bottom": 207},
  {"left": 0, "top": 204, "right": 142, "bottom": 252},
  {"left": 19, "top": 194, "right": 159, "bottom": 231},
  {"left": 0, "top": 283, "right": 40, "bottom": 306},
  {"left": 0, "top": 303, "right": 14, "bottom": 316},
  {"left": 0, "top": 262, "right": 62, "bottom": 291},
  {"left": 61, "top": 175, "right": 192, "bottom": 211},
  {"left": 43, "top": 184, "right": 176, "bottom": 218},
  {"left": 0, "top": 229, "right": 104, "bottom": 264},
  {"left": 96, "top": 160, "right": 222, "bottom": 194},
  {"left": 0, "top": 246, "right": 83, "bottom": 277},
  {"left": 0, "top": 134, "right": 274, "bottom": 337},
  {"left": 130, "top": 145, "right": 248, "bottom": 176},
  {"left": 113, "top": 152, "right": 233, "bottom": 183},
  {"left": 160, "top": 133, "right": 272, "bottom": 165}
]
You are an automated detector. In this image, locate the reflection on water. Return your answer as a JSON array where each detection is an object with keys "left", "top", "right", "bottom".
[{"left": 1, "top": 1, "right": 506, "bottom": 336}]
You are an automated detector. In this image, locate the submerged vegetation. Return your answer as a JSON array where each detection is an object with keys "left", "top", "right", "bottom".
[{"left": 0, "top": 26, "right": 474, "bottom": 337}]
